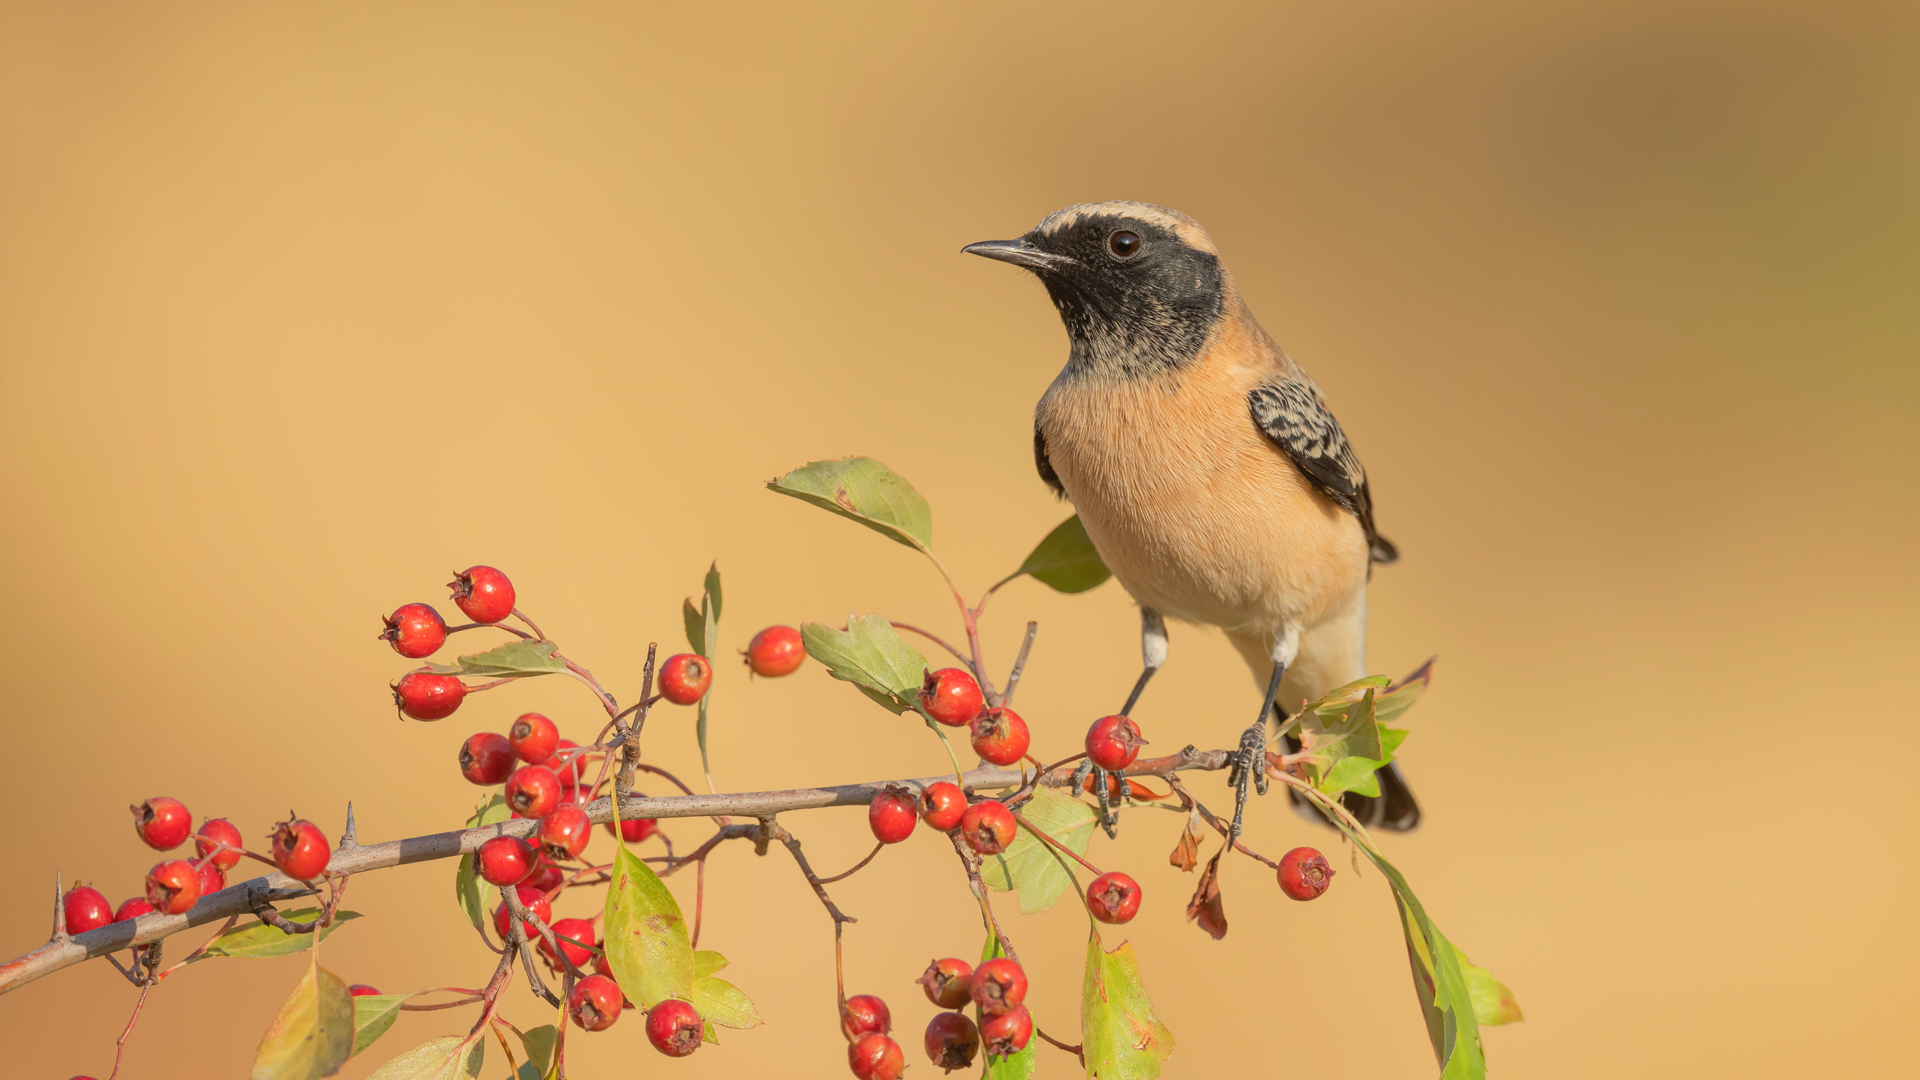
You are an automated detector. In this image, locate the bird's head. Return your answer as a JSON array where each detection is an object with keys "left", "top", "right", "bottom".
[{"left": 965, "top": 202, "right": 1227, "bottom": 379}]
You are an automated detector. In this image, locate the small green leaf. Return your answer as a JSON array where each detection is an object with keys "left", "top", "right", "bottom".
[
  {"left": 682, "top": 598, "right": 705, "bottom": 655},
  {"left": 1372, "top": 657, "right": 1435, "bottom": 727},
  {"left": 201, "top": 909, "right": 361, "bottom": 960},
  {"left": 455, "top": 794, "right": 511, "bottom": 935},
  {"left": 703, "top": 561, "right": 723, "bottom": 623},
  {"left": 424, "top": 639, "right": 566, "bottom": 679},
  {"left": 362, "top": 1034, "right": 485, "bottom": 1080},
  {"left": 249, "top": 958, "right": 354, "bottom": 1080},
  {"left": 979, "top": 787, "right": 1098, "bottom": 914},
  {"left": 517, "top": 1025, "right": 557, "bottom": 1074},
  {"left": 1008, "top": 514, "right": 1111, "bottom": 593},
  {"left": 694, "top": 949, "right": 729, "bottom": 980},
  {"left": 767, "top": 457, "right": 934, "bottom": 552},
  {"left": 351, "top": 990, "right": 426, "bottom": 1056},
  {"left": 698, "top": 566, "right": 720, "bottom": 786},
  {"left": 1460, "top": 950, "right": 1524, "bottom": 1026},
  {"left": 981, "top": 934, "right": 1036, "bottom": 1080},
  {"left": 602, "top": 844, "right": 695, "bottom": 1008},
  {"left": 799, "top": 616, "right": 929, "bottom": 714},
  {"left": 1296, "top": 687, "right": 1394, "bottom": 795},
  {"left": 1080, "top": 928, "right": 1176, "bottom": 1079},
  {"left": 691, "top": 974, "right": 764, "bottom": 1030}
]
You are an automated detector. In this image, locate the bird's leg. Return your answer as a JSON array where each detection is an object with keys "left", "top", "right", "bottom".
[
  {"left": 1087, "top": 608, "right": 1168, "bottom": 837},
  {"left": 1227, "top": 660, "right": 1284, "bottom": 841}
]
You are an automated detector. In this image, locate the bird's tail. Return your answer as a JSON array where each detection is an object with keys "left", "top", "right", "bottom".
[{"left": 1280, "top": 719, "right": 1422, "bottom": 832}]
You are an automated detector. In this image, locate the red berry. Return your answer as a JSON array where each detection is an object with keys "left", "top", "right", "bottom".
[
  {"left": 392, "top": 672, "right": 467, "bottom": 720},
  {"left": 63, "top": 886, "right": 112, "bottom": 936},
  {"left": 505, "top": 766, "right": 561, "bottom": 819},
  {"left": 130, "top": 797, "right": 192, "bottom": 851},
  {"left": 194, "top": 818, "right": 245, "bottom": 871},
  {"left": 458, "top": 733, "right": 515, "bottom": 785},
  {"left": 658, "top": 654, "right": 712, "bottom": 705},
  {"left": 144, "top": 860, "right": 201, "bottom": 914},
  {"left": 380, "top": 603, "right": 447, "bottom": 658},
  {"left": 522, "top": 855, "right": 566, "bottom": 893},
  {"left": 842, "top": 993, "right": 891, "bottom": 1037},
  {"left": 979, "top": 1005, "right": 1033, "bottom": 1057},
  {"left": 448, "top": 565, "right": 516, "bottom": 624},
  {"left": 492, "top": 885, "right": 553, "bottom": 941},
  {"left": 1277, "top": 846, "right": 1336, "bottom": 901},
  {"left": 348, "top": 984, "right": 382, "bottom": 997},
  {"left": 848, "top": 1033, "right": 905, "bottom": 1080},
  {"left": 924, "top": 1011, "right": 981, "bottom": 1073},
  {"left": 645, "top": 999, "right": 704, "bottom": 1057},
  {"left": 270, "top": 818, "right": 331, "bottom": 881},
  {"left": 868, "top": 785, "right": 918, "bottom": 845},
  {"left": 959, "top": 801, "right": 1016, "bottom": 856},
  {"left": 508, "top": 712, "right": 560, "bottom": 765},
  {"left": 543, "top": 917, "right": 597, "bottom": 970},
  {"left": 1084, "top": 714, "right": 1146, "bottom": 771},
  {"left": 918, "top": 668, "right": 983, "bottom": 727},
  {"left": 112, "top": 897, "right": 155, "bottom": 923},
  {"left": 539, "top": 805, "right": 592, "bottom": 861},
  {"left": 969, "top": 708, "right": 1030, "bottom": 767},
  {"left": 606, "top": 816, "right": 658, "bottom": 842},
  {"left": 547, "top": 739, "right": 587, "bottom": 786},
  {"left": 196, "top": 861, "right": 226, "bottom": 898},
  {"left": 1086, "top": 871, "right": 1142, "bottom": 924},
  {"left": 919, "top": 782, "right": 967, "bottom": 832},
  {"left": 744, "top": 625, "right": 807, "bottom": 677},
  {"left": 969, "top": 958, "right": 1027, "bottom": 1015},
  {"left": 917, "top": 957, "right": 974, "bottom": 1008},
  {"left": 477, "top": 836, "right": 536, "bottom": 886},
  {"left": 570, "top": 973, "right": 625, "bottom": 1032}
]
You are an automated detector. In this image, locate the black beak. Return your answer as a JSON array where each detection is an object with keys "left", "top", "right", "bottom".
[{"left": 962, "top": 237, "right": 1074, "bottom": 272}]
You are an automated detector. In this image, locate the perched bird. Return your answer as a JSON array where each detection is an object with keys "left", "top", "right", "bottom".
[{"left": 964, "top": 202, "right": 1418, "bottom": 835}]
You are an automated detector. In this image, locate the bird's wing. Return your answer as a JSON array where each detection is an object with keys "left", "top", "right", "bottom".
[
  {"left": 1248, "top": 378, "right": 1398, "bottom": 564},
  {"left": 1033, "top": 423, "right": 1066, "bottom": 498}
]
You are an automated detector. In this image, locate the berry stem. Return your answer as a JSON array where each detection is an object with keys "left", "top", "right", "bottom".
[
  {"left": 814, "top": 842, "right": 885, "bottom": 885},
  {"left": 509, "top": 608, "right": 546, "bottom": 640},
  {"left": 886, "top": 621, "right": 972, "bottom": 667},
  {"left": 443, "top": 621, "right": 534, "bottom": 640},
  {"left": 105, "top": 979, "right": 152, "bottom": 1080},
  {"left": 1009, "top": 810, "right": 1105, "bottom": 877}
]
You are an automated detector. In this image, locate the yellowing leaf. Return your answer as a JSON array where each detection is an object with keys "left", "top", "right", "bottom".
[
  {"left": 1007, "top": 515, "right": 1111, "bottom": 594},
  {"left": 602, "top": 844, "right": 695, "bottom": 1007},
  {"left": 799, "top": 616, "right": 929, "bottom": 715},
  {"left": 691, "top": 973, "right": 764, "bottom": 1030},
  {"left": 201, "top": 909, "right": 361, "bottom": 960},
  {"left": 351, "top": 990, "right": 427, "bottom": 1056},
  {"left": 249, "top": 959, "right": 354, "bottom": 1080},
  {"left": 767, "top": 456, "right": 934, "bottom": 552},
  {"left": 362, "top": 1034, "right": 485, "bottom": 1080},
  {"left": 1461, "top": 951, "right": 1524, "bottom": 1026},
  {"left": 1081, "top": 929, "right": 1176, "bottom": 1079},
  {"left": 980, "top": 786, "right": 1098, "bottom": 914},
  {"left": 693, "top": 949, "right": 729, "bottom": 979}
]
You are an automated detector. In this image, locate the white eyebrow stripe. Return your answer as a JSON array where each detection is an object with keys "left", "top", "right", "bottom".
[{"left": 1033, "top": 202, "right": 1218, "bottom": 255}]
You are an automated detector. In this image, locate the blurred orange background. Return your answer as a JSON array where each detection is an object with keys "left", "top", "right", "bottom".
[{"left": 2, "top": 1, "right": 1915, "bottom": 1076}]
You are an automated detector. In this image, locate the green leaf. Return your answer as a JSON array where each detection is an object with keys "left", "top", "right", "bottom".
[
  {"left": 362, "top": 1034, "right": 485, "bottom": 1080},
  {"left": 1008, "top": 514, "right": 1111, "bottom": 593},
  {"left": 201, "top": 909, "right": 362, "bottom": 960},
  {"left": 980, "top": 934, "right": 1036, "bottom": 1080},
  {"left": 691, "top": 973, "right": 764, "bottom": 1030},
  {"left": 602, "top": 844, "right": 695, "bottom": 1008},
  {"left": 424, "top": 638, "right": 566, "bottom": 679},
  {"left": 517, "top": 1025, "right": 557, "bottom": 1074},
  {"left": 799, "top": 616, "right": 929, "bottom": 714},
  {"left": 1372, "top": 657, "right": 1435, "bottom": 726},
  {"left": 249, "top": 958, "right": 354, "bottom": 1080},
  {"left": 702, "top": 561, "right": 723, "bottom": 624},
  {"left": 694, "top": 949, "right": 730, "bottom": 980},
  {"left": 767, "top": 457, "right": 934, "bottom": 552},
  {"left": 979, "top": 786, "right": 1098, "bottom": 914},
  {"left": 455, "top": 794, "right": 511, "bottom": 935},
  {"left": 1461, "top": 951, "right": 1524, "bottom": 1026},
  {"left": 351, "top": 990, "right": 426, "bottom": 1056},
  {"left": 682, "top": 597, "right": 705, "bottom": 655},
  {"left": 698, "top": 564, "right": 720, "bottom": 786},
  {"left": 1374, "top": 849, "right": 1497, "bottom": 1078},
  {"left": 1080, "top": 928, "right": 1177, "bottom": 1079},
  {"left": 1296, "top": 687, "right": 1395, "bottom": 796}
]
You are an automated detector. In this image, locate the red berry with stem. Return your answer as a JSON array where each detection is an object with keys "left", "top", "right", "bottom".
[
  {"left": 979, "top": 1005, "right": 1033, "bottom": 1057},
  {"left": 194, "top": 818, "right": 245, "bottom": 871},
  {"left": 458, "top": 733, "right": 515, "bottom": 785},
  {"left": 919, "top": 668, "right": 983, "bottom": 727},
  {"left": 658, "top": 654, "right": 712, "bottom": 705},
  {"left": 112, "top": 897, "right": 154, "bottom": 924},
  {"left": 539, "top": 805, "right": 592, "bottom": 860},
  {"left": 969, "top": 708, "right": 1030, "bottom": 767},
  {"left": 959, "top": 801, "right": 1016, "bottom": 856},
  {"left": 607, "top": 816, "right": 657, "bottom": 842},
  {"left": 645, "top": 999, "right": 704, "bottom": 1057},
  {"left": 380, "top": 603, "right": 447, "bottom": 658},
  {"left": 348, "top": 984, "right": 381, "bottom": 997},
  {"left": 477, "top": 836, "right": 536, "bottom": 886},
  {"left": 969, "top": 958, "right": 1027, "bottom": 1015},
  {"left": 144, "top": 860, "right": 201, "bottom": 914},
  {"left": 924, "top": 1011, "right": 981, "bottom": 1073},
  {"left": 508, "top": 712, "right": 559, "bottom": 765},
  {"left": 492, "top": 885, "right": 553, "bottom": 941},
  {"left": 1087, "top": 871, "right": 1142, "bottom": 924},
  {"left": 842, "top": 994, "right": 891, "bottom": 1037},
  {"left": 522, "top": 855, "right": 565, "bottom": 893},
  {"left": 63, "top": 886, "right": 112, "bottom": 936},
  {"left": 744, "top": 625, "right": 806, "bottom": 677},
  {"left": 570, "top": 973, "right": 625, "bottom": 1032},
  {"left": 196, "top": 861, "right": 226, "bottom": 898},
  {"left": 1277, "top": 846, "right": 1336, "bottom": 901},
  {"left": 917, "top": 958, "right": 974, "bottom": 1008},
  {"left": 448, "top": 565, "right": 516, "bottom": 624},
  {"left": 1084, "top": 714, "right": 1146, "bottom": 771},
  {"left": 868, "top": 786, "right": 918, "bottom": 845},
  {"left": 848, "top": 1033, "right": 905, "bottom": 1080},
  {"left": 919, "top": 782, "right": 967, "bottom": 832},
  {"left": 392, "top": 672, "right": 466, "bottom": 720},
  {"left": 543, "top": 917, "right": 597, "bottom": 970},
  {"left": 270, "top": 817, "right": 331, "bottom": 881},
  {"left": 131, "top": 797, "right": 192, "bottom": 851},
  {"left": 505, "top": 766, "right": 561, "bottom": 819}
]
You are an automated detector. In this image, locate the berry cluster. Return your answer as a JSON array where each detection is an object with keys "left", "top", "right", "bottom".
[{"left": 838, "top": 953, "right": 1037, "bottom": 1080}]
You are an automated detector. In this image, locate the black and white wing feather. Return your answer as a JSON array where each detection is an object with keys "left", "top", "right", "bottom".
[{"left": 1248, "top": 378, "right": 1398, "bottom": 564}]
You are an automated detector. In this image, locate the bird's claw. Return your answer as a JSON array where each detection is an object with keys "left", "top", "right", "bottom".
[
  {"left": 1072, "top": 759, "right": 1125, "bottom": 839},
  {"left": 1227, "top": 719, "right": 1268, "bottom": 841}
]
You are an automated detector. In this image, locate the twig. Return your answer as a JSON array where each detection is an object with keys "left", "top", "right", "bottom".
[
  {"left": 997, "top": 621, "right": 1039, "bottom": 708},
  {"left": 1035, "top": 1025, "right": 1085, "bottom": 1065},
  {"left": 816, "top": 842, "right": 885, "bottom": 885},
  {"left": 946, "top": 833, "right": 1018, "bottom": 965}
]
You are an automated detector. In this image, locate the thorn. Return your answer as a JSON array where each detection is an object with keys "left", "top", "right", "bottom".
[
  {"left": 51, "top": 870, "right": 70, "bottom": 945},
  {"left": 340, "top": 803, "right": 358, "bottom": 849}
]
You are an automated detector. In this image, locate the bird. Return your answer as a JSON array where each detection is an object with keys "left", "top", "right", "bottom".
[{"left": 963, "top": 201, "right": 1419, "bottom": 837}]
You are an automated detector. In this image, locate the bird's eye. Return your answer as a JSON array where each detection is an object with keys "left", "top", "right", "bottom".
[{"left": 1108, "top": 230, "right": 1141, "bottom": 258}]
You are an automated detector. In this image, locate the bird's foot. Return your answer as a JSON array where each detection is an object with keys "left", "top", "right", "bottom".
[
  {"left": 1070, "top": 759, "right": 1125, "bottom": 839},
  {"left": 1225, "top": 718, "right": 1270, "bottom": 841}
]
